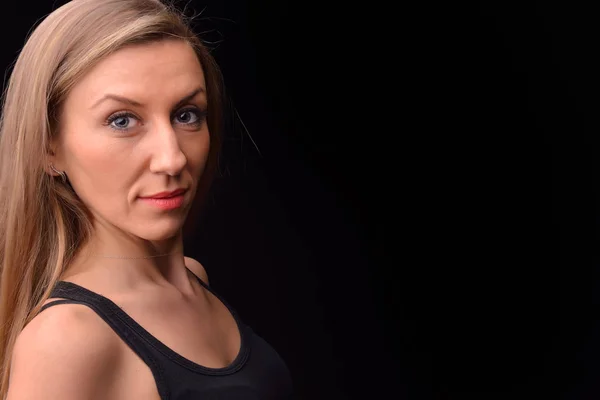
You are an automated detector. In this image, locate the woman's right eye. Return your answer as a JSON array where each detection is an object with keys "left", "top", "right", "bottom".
[{"left": 105, "top": 112, "right": 140, "bottom": 131}]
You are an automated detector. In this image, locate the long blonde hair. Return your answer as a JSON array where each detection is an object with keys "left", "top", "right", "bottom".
[{"left": 0, "top": 0, "right": 223, "bottom": 395}]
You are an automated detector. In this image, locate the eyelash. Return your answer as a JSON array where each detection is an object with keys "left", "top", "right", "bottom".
[{"left": 105, "top": 107, "right": 207, "bottom": 132}]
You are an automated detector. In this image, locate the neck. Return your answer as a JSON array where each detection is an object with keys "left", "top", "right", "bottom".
[
  {"left": 87, "top": 236, "right": 184, "bottom": 259},
  {"left": 66, "top": 226, "right": 191, "bottom": 292}
]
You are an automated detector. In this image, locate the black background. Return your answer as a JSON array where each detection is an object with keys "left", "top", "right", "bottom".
[{"left": 2, "top": 1, "right": 598, "bottom": 399}]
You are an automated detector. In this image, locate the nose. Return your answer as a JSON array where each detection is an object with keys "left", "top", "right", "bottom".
[{"left": 148, "top": 122, "right": 187, "bottom": 176}]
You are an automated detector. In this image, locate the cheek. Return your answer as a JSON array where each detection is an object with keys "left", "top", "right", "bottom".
[
  {"left": 62, "top": 128, "right": 210, "bottom": 205},
  {"left": 184, "top": 131, "right": 211, "bottom": 179},
  {"left": 64, "top": 134, "right": 136, "bottom": 207}
]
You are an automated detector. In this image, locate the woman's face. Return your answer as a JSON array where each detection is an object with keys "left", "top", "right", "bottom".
[{"left": 53, "top": 39, "right": 210, "bottom": 241}]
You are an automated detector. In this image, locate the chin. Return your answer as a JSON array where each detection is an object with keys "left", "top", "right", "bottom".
[
  {"left": 138, "top": 230, "right": 181, "bottom": 242},
  {"left": 132, "top": 219, "right": 185, "bottom": 241}
]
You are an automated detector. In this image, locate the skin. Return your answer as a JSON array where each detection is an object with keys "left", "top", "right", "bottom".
[
  {"left": 52, "top": 39, "right": 210, "bottom": 295},
  {"left": 7, "top": 40, "right": 240, "bottom": 399}
]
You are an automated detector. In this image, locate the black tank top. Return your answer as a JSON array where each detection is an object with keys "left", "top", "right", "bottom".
[{"left": 39, "top": 269, "right": 294, "bottom": 400}]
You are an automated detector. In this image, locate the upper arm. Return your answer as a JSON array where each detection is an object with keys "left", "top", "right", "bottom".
[
  {"left": 184, "top": 256, "right": 209, "bottom": 285},
  {"left": 7, "top": 303, "right": 121, "bottom": 400}
]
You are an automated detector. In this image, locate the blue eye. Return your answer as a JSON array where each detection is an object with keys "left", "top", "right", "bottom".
[
  {"left": 106, "top": 112, "right": 139, "bottom": 131},
  {"left": 104, "top": 107, "right": 207, "bottom": 133},
  {"left": 174, "top": 108, "right": 207, "bottom": 126}
]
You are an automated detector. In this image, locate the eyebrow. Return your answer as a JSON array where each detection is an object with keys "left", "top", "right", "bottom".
[{"left": 90, "top": 87, "right": 205, "bottom": 110}]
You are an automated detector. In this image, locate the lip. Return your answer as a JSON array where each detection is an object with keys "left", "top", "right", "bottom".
[
  {"left": 140, "top": 188, "right": 187, "bottom": 199},
  {"left": 138, "top": 188, "right": 188, "bottom": 211}
]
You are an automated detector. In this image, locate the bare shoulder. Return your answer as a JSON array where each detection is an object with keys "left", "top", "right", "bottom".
[
  {"left": 7, "top": 302, "right": 122, "bottom": 399},
  {"left": 184, "top": 256, "right": 209, "bottom": 285}
]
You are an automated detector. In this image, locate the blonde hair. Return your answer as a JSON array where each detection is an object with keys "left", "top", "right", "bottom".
[{"left": 0, "top": 0, "right": 223, "bottom": 396}]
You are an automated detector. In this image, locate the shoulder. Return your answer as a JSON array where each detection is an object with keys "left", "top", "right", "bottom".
[
  {"left": 184, "top": 256, "right": 209, "bottom": 285},
  {"left": 7, "top": 302, "right": 121, "bottom": 399}
]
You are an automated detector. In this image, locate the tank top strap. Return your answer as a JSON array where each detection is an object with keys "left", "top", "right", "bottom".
[
  {"left": 39, "top": 299, "right": 89, "bottom": 313},
  {"left": 43, "top": 280, "right": 171, "bottom": 399},
  {"left": 185, "top": 267, "right": 247, "bottom": 330}
]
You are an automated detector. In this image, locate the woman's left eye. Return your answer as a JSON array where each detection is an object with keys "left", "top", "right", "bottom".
[{"left": 174, "top": 108, "right": 205, "bottom": 125}]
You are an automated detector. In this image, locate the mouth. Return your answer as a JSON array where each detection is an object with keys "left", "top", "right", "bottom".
[
  {"left": 140, "top": 188, "right": 187, "bottom": 199},
  {"left": 139, "top": 188, "right": 188, "bottom": 210}
]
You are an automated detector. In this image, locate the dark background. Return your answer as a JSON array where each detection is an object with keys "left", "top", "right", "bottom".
[{"left": 2, "top": 1, "right": 598, "bottom": 399}]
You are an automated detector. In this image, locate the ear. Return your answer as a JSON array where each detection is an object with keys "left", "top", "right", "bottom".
[
  {"left": 44, "top": 161, "right": 60, "bottom": 178},
  {"left": 44, "top": 147, "right": 61, "bottom": 177}
]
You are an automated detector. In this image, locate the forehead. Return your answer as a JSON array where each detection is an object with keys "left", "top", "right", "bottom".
[{"left": 66, "top": 40, "right": 205, "bottom": 106}]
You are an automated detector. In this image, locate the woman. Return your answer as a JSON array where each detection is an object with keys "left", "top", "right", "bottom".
[{"left": 0, "top": 0, "right": 293, "bottom": 399}]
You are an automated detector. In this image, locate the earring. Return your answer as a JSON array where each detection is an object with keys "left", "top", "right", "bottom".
[{"left": 49, "top": 163, "right": 67, "bottom": 183}]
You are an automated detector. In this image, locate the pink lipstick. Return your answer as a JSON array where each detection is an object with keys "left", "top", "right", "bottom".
[{"left": 139, "top": 188, "right": 187, "bottom": 210}]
